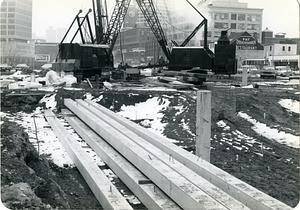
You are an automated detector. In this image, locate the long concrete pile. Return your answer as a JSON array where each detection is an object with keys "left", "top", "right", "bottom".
[
  {"left": 44, "top": 110, "right": 133, "bottom": 210},
  {"left": 42, "top": 99, "right": 291, "bottom": 210},
  {"left": 49, "top": 98, "right": 292, "bottom": 210}
]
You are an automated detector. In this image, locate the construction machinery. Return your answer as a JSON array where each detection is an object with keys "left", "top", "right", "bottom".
[
  {"left": 54, "top": 0, "right": 236, "bottom": 84},
  {"left": 53, "top": 0, "right": 131, "bottom": 81},
  {"left": 136, "top": 0, "right": 237, "bottom": 83}
]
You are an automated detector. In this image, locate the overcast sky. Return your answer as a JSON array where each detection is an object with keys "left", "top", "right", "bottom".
[{"left": 30, "top": 0, "right": 299, "bottom": 39}]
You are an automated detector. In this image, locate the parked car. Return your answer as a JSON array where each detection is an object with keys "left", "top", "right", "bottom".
[
  {"left": 15, "top": 64, "right": 30, "bottom": 71},
  {"left": 289, "top": 70, "right": 300, "bottom": 80},
  {"left": 0, "top": 64, "right": 12, "bottom": 72},
  {"left": 275, "top": 66, "right": 292, "bottom": 77},
  {"left": 260, "top": 66, "right": 276, "bottom": 79}
]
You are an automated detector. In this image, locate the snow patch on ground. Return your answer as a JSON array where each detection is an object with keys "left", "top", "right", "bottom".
[
  {"left": 278, "top": 99, "right": 300, "bottom": 114},
  {"left": 180, "top": 118, "right": 195, "bottom": 137},
  {"left": 117, "top": 97, "right": 170, "bottom": 136},
  {"left": 40, "top": 94, "right": 57, "bottom": 110},
  {"left": 217, "top": 120, "right": 230, "bottom": 131},
  {"left": 238, "top": 112, "right": 300, "bottom": 148},
  {"left": 241, "top": 85, "right": 254, "bottom": 89},
  {"left": 84, "top": 93, "right": 93, "bottom": 100},
  {"left": 92, "top": 95, "right": 103, "bottom": 103},
  {"left": 173, "top": 105, "right": 184, "bottom": 116},
  {"left": 7, "top": 110, "right": 74, "bottom": 167}
]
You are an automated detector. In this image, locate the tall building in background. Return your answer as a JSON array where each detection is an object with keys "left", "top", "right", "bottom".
[
  {"left": 197, "top": 0, "right": 263, "bottom": 48},
  {"left": 114, "top": 0, "right": 172, "bottom": 66},
  {"left": 0, "top": 0, "right": 34, "bottom": 66}
]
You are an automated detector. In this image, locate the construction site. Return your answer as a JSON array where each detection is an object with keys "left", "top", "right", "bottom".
[{"left": 0, "top": 0, "right": 299, "bottom": 209}]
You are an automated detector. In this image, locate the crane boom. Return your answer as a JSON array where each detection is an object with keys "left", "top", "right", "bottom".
[
  {"left": 102, "top": 0, "right": 131, "bottom": 53},
  {"left": 92, "top": 0, "right": 104, "bottom": 44},
  {"left": 135, "top": 0, "right": 171, "bottom": 60}
]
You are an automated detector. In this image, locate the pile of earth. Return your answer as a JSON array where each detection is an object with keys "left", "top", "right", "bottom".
[{"left": 1, "top": 120, "right": 102, "bottom": 209}]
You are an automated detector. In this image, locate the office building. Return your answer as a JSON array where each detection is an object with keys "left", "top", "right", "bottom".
[
  {"left": 195, "top": 0, "right": 263, "bottom": 49},
  {"left": 0, "top": 0, "right": 34, "bottom": 66},
  {"left": 114, "top": 0, "right": 171, "bottom": 66}
]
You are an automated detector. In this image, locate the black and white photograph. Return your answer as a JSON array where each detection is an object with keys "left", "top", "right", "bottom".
[{"left": 0, "top": 0, "right": 299, "bottom": 209}]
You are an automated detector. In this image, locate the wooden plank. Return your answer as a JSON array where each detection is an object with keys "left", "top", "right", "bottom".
[
  {"left": 76, "top": 100, "right": 249, "bottom": 210},
  {"left": 62, "top": 109, "right": 181, "bottom": 210},
  {"left": 44, "top": 110, "right": 133, "bottom": 210},
  {"left": 196, "top": 90, "right": 211, "bottom": 162},
  {"left": 64, "top": 99, "right": 228, "bottom": 210},
  {"left": 84, "top": 99, "right": 292, "bottom": 210}
]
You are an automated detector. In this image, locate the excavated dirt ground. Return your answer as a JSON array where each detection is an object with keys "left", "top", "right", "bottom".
[{"left": 1, "top": 80, "right": 299, "bottom": 209}]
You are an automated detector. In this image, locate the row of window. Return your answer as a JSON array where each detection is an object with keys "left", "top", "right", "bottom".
[
  {"left": 269, "top": 46, "right": 292, "bottom": 52},
  {"left": 1, "top": 30, "right": 31, "bottom": 37},
  {"left": 214, "top": 13, "right": 261, "bottom": 22},
  {"left": 1, "top": 7, "right": 32, "bottom": 16},
  {"left": 1, "top": 18, "right": 31, "bottom": 27},
  {"left": 214, "top": 22, "right": 260, "bottom": 30},
  {"left": 1, "top": 2, "right": 16, "bottom": 7}
]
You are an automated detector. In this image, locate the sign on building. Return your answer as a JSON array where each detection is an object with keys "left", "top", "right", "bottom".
[{"left": 35, "top": 54, "right": 50, "bottom": 62}]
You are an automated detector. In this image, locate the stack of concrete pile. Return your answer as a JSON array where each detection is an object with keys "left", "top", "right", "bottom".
[{"left": 45, "top": 99, "right": 292, "bottom": 210}]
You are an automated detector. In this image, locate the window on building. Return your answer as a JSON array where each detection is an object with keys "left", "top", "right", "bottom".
[
  {"left": 247, "top": 24, "right": 259, "bottom": 30},
  {"left": 282, "top": 46, "right": 285, "bottom": 51},
  {"left": 231, "top": 14, "right": 237, "bottom": 20},
  {"left": 238, "top": 14, "right": 245, "bottom": 21},
  {"left": 270, "top": 46, "right": 272, "bottom": 50},
  {"left": 8, "top": 2, "right": 16, "bottom": 6},
  {"left": 1, "top": 30, "right": 7, "bottom": 35},
  {"left": 288, "top": 46, "right": 291, "bottom": 51},
  {"left": 214, "top": 22, "right": 229, "bottom": 29},
  {"left": 214, "top": 13, "right": 229, "bottom": 20},
  {"left": 231, "top": 23, "right": 236, "bottom": 29},
  {"left": 247, "top": 14, "right": 261, "bottom": 22},
  {"left": 7, "top": 13, "right": 15, "bottom": 18},
  {"left": 7, "top": 25, "right": 14, "bottom": 29},
  {"left": 8, "top": 30, "right": 15, "bottom": 35},
  {"left": 8, "top": 19, "right": 14, "bottom": 24},
  {"left": 8, "top": 8, "right": 15, "bottom": 12},
  {"left": 1, "top": 7, "right": 6, "bottom": 12},
  {"left": 238, "top": 23, "right": 246, "bottom": 30}
]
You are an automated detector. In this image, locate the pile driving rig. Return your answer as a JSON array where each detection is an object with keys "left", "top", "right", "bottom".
[
  {"left": 53, "top": 0, "right": 131, "bottom": 82},
  {"left": 136, "top": 0, "right": 237, "bottom": 83}
]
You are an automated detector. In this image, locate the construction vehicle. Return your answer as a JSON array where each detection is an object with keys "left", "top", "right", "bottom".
[
  {"left": 54, "top": 0, "right": 236, "bottom": 84},
  {"left": 53, "top": 0, "right": 131, "bottom": 82},
  {"left": 136, "top": 0, "right": 237, "bottom": 83}
]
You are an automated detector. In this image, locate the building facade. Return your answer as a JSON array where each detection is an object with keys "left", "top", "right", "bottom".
[
  {"left": 113, "top": 0, "right": 171, "bottom": 66},
  {"left": 230, "top": 31, "right": 264, "bottom": 68},
  {"left": 261, "top": 28, "right": 299, "bottom": 69},
  {"left": 264, "top": 43, "right": 299, "bottom": 69},
  {"left": 0, "top": 0, "right": 34, "bottom": 66},
  {"left": 196, "top": 0, "right": 263, "bottom": 49},
  {"left": 34, "top": 41, "right": 59, "bottom": 69}
]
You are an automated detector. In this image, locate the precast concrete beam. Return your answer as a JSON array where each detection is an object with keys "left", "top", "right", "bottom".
[
  {"left": 64, "top": 99, "right": 228, "bottom": 210},
  {"left": 44, "top": 110, "right": 133, "bottom": 210},
  {"left": 84, "top": 99, "right": 292, "bottom": 210},
  {"left": 62, "top": 109, "right": 181, "bottom": 210},
  {"left": 76, "top": 100, "right": 248, "bottom": 210}
]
